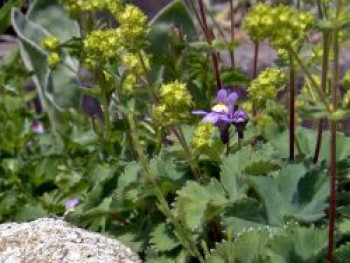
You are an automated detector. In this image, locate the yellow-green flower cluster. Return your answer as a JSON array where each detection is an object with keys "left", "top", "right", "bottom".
[
  {"left": 41, "top": 36, "right": 60, "bottom": 51},
  {"left": 244, "top": 4, "right": 314, "bottom": 49},
  {"left": 83, "top": 29, "right": 122, "bottom": 67},
  {"left": 82, "top": 3, "right": 148, "bottom": 68},
  {"left": 243, "top": 4, "right": 274, "bottom": 43},
  {"left": 47, "top": 53, "right": 60, "bottom": 68},
  {"left": 256, "top": 114, "right": 274, "bottom": 131},
  {"left": 269, "top": 6, "right": 313, "bottom": 49},
  {"left": 117, "top": 5, "right": 148, "bottom": 50},
  {"left": 247, "top": 68, "right": 287, "bottom": 107},
  {"left": 120, "top": 51, "right": 150, "bottom": 75},
  {"left": 41, "top": 36, "right": 61, "bottom": 69},
  {"left": 191, "top": 122, "right": 215, "bottom": 152},
  {"left": 61, "top": 0, "right": 122, "bottom": 17},
  {"left": 122, "top": 74, "right": 137, "bottom": 96},
  {"left": 154, "top": 81, "right": 194, "bottom": 126}
]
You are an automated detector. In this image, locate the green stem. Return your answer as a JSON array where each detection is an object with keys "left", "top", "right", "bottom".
[
  {"left": 127, "top": 112, "right": 205, "bottom": 263},
  {"left": 173, "top": 126, "right": 202, "bottom": 180},
  {"left": 289, "top": 48, "right": 329, "bottom": 109},
  {"left": 137, "top": 51, "right": 158, "bottom": 103}
]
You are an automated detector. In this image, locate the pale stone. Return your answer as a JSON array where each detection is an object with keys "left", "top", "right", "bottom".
[{"left": 0, "top": 218, "right": 141, "bottom": 263}]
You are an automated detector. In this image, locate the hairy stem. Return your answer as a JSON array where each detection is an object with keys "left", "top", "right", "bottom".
[
  {"left": 289, "top": 48, "right": 329, "bottom": 109},
  {"left": 127, "top": 112, "right": 205, "bottom": 263},
  {"left": 173, "top": 126, "right": 202, "bottom": 180}
]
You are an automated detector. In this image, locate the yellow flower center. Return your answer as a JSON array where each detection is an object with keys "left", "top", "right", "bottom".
[{"left": 211, "top": 103, "right": 229, "bottom": 113}]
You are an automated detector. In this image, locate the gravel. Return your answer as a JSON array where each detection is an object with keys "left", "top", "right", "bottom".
[{"left": 0, "top": 218, "right": 142, "bottom": 263}]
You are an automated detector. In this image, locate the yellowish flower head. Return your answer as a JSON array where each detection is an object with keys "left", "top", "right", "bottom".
[
  {"left": 154, "top": 80, "right": 194, "bottom": 126},
  {"left": 247, "top": 68, "right": 287, "bottom": 108},
  {"left": 47, "top": 52, "right": 60, "bottom": 68},
  {"left": 41, "top": 36, "right": 60, "bottom": 51},
  {"left": 191, "top": 122, "right": 215, "bottom": 152}
]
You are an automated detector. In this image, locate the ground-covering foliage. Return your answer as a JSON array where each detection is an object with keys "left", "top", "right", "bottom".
[{"left": 1, "top": 0, "right": 350, "bottom": 262}]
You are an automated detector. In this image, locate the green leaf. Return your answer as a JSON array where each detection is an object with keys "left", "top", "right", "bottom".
[
  {"left": 265, "top": 224, "right": 328, "bottom": 263},
  {"left": 0, "top": 0, "right": 21, "bottom": 33},
  {"left": 148, "top": 0, "right": 196, "bottom": 77},
  {"left": 150, "top": 223, "right": 180, "bottom": 252},
  {"left": 11, "top": 1, "right": 81, "bottom": 146},
  {"left": 338, "top": 219, "right": 350, "bottom": 235},
  {"left": 220, "top": 146, "right": 278, "bottom": 200},
  {"left": 27, "top": 0, "right": 79, "bottom": 41},
  {"left": 174, "top": 179, "right": 227, "bottom": 229},
  {"left": 206, "top": 240, "right": 235, "bottom": 263},
  {"left": 249, "top": 164, "right": 329, "bottom": 225},
  {"left": 234, "top": 227, "right": 272, "bottom": 263},
  {"left": 149, "top": 0, "right": 196, "bottom": 54},
  {"left": 14, "top": 203, "right": 48, "bottom": 222},
  {"left": 272, "top": 127, "right": 350, "bottom": 162},
  {"left": 334, "top": 243, "right": 350, "bottom": 263},
  {"left": 221, "top": 67, "right": 250, "bottom": 86},
  {"left": 222, "top": 198, "right": 268, "bottom": 235}
]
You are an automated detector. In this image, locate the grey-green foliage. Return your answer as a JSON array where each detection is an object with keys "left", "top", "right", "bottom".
[
  {"left": 334, "top": 243, "right": 350, "bottom": 263},
  {"left": 271, "top": 127, "right": 350, "bottom": 163},
  {"left": 250, "top": 164, "right": 329, "bottom": 225},
  {"left": 207, "top": 224, "right": 327, "bottom": 263},
  {"left": 11, "top": 0, "right": 81, "bottom": 144}
]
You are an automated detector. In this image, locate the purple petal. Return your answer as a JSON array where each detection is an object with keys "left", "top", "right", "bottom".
[
  {"left": 192, "top": 110, "right": 208, "bottom": 116},
  {"left": 202, "top": 112, "right": 220, "bottom": 123},
  {"left": 217, "top": 89, "right": 228, "bottom": 103},
  {"left": 31, "top": 120, "right": 45, "bottom": 134},
  {"left": 65, "top": 197, "right": 80, "bottom": 210},
  {"left": 228, "top": 92, "right": 239, "bottom": 117},
  {"left": 217, "top": 114, "right": 231, "bottom": 123},
  {"left": 231, "top": 110, "right": 248, "bottom": 123}
]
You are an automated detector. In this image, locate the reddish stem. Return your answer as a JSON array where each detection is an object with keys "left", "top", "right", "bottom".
[
  {"left": 197, "top": 0, "right": 222, "bottom": 90},
  {"left": 289, "top": 53, "right": 295, "bottom": 161},
  {"left": 327, "top": 19, "right": 340, "bottom": 263},
  {"left": 313, "top": 119, "right": 324, "bottom": 164},
  {"left": 229, "top": 0, "right": 235, "bottom": 68},
  {"left": 313, "top": 34, "right": 330, "bottom": 164},
  {"left": 327, "top": 120, "right": 337, "bottom": 263}
]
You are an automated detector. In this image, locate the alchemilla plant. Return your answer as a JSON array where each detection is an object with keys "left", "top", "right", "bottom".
[{"left": 1, "top": 0, "right": 350, "bottom": 262}]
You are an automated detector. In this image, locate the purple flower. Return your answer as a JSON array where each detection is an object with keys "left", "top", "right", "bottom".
[
  {"left": 193, "top": 88, "right": 248, "bottom": 142},
  {"left": 65, "top": 197, "right": 80, "bottom": 211},
  {"left": 31, "top": 120, "right": 45, "bottom": 134}
]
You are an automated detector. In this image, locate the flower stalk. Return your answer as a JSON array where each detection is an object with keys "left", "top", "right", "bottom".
[
  {"left": 229, "top": 0, "right": 235, "bottom": 67},
  {"left": 189, "top": 0, "right": 222, "bottom": 90},
  {"left": 252, "top": 43, "right": 259, "bottom": 116},
  {"left": 327, "top": 3, "right": 341, "bottom": 262},
  {"left": 313, "top": 33, "right": 330, "bottom": 164}
]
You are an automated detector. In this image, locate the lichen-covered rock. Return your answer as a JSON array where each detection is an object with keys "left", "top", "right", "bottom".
[{"left": 0, "top": 218, "right": 142, "bottom": 263}]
